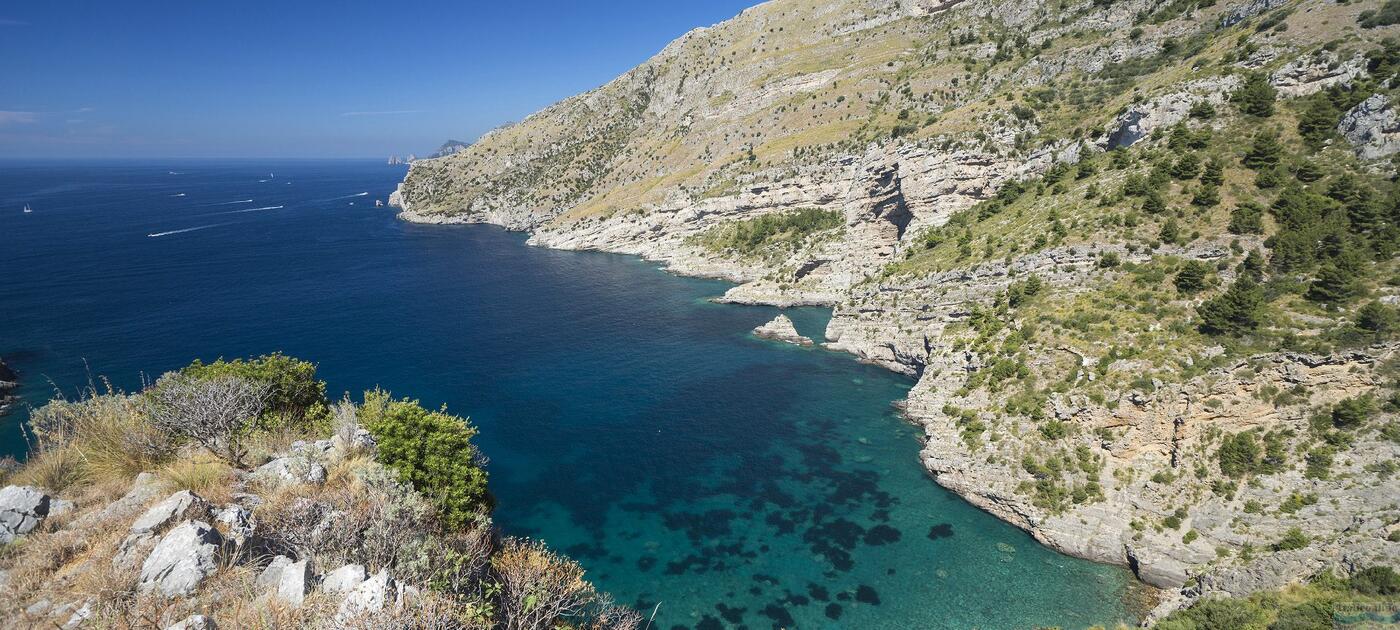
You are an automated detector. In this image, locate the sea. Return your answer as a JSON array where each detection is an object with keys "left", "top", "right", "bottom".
[{"left": 0, "top": 159, "right": 1139, "bottom": 629}]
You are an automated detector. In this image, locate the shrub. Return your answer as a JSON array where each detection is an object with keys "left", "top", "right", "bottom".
[
  {"left": 145, "top": 372, "right": 270, "bottom": 467},
  {"left": 1175, "top": 261, "right": 1210, "bottom": 294},
  {"left": 1360, "top": 0, "right": 1400, "bottom": 28},
  {"left": 1232, "top": 72, "right": 1277, "bottom": 117},
  {"left": 1349, "top": 566, "right": 1400, "bottom": 595},
  {"left": 1242, "top": 132, "right": 1283, "bottom": 169},
  {"left": 1154, "top": 596, "right": 1271, "bottom": 630},
  {"left": 360, "top": 390, "right": 492, "bottom": 528},
  {"left": 1198, "top": 276, "right": 1265, "bottom": 335},
  {"left": 180, "top": 353, "right": 329, "bottom": 431},
  {"left": 1228, "top": 202, "right": 1264, "bottom": 235},
  {"left": 493, "top": 538, "right": 597, "bottom": 630},
  {"left": 692, "top": 208, "right": 843, "bottom": 258},
  {"left": 1217, "top": 431, "right": 1263, "bottom": 477},
  {"left": 1274, "top": 527, "right": 1310, "bottom": 551},
  {"left": 1331, "top": 395, "right": 1375, "bottom": 430}
]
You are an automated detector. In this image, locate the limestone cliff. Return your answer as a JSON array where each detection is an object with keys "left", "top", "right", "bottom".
[{"left": 395, "top": 0, "right": 1400, "bottom": 618}]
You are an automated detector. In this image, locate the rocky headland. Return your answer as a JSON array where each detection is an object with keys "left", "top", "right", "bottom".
[{"left": 392, "top": 0, "right": 1400, "bottom": 621}]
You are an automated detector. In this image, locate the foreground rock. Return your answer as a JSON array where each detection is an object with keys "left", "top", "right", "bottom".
[
  {"left": 752, "top": 314, "right": 813, "bottom": 346},
  {"left": 0, "top": 485, "right": 51, "bottom": 543},
  {"left": 138, "top": 520, "right": 225, "bottom": 597}
]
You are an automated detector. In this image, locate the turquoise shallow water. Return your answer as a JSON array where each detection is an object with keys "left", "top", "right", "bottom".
[{"left": 0, "top": 160, "right": 1138, "bottom": 629}]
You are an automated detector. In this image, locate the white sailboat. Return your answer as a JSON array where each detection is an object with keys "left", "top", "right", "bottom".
[{"left": 22, "top": 204, "right": 32, "bottom": 214}]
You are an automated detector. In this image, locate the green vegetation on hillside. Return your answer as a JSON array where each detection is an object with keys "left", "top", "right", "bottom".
[{"left": 690, "top": 207, "right": 843, "bottom": 259}]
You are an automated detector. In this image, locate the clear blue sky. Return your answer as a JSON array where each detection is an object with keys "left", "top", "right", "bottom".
[{"left": 0, "top": 1, "right": 756, "bottom": 158}]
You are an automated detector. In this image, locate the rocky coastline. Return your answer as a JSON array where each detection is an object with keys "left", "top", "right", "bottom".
[{"left": 390, "top": 0, "right": 1400, "bottom": 620}]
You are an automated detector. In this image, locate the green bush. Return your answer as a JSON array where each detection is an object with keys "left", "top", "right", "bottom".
[
  {"left": 1274, "top": 527, "right": 1310, "bottom": 551},
  {"left": 692, "top": 208, "right": 843, "bottom": 258},
  {"left": 1232, "top": 72, "right": 1277, "bottom": 118},
  {"left": 360, "top": 390, "right": 493, "bottom": 528},
  {"left": 1217, "top": 431, "right": 1262, "bottom": 477},
  {"left": 1360, "top": 0, "right": 1400, "bottom": 28},
  {"left": 1154, "top": 596, "right": 1271, "bottom": 630},
  {"left": 1350, "top": 566, "right": 1400, "bottom": 595},
  {"left": 181, "top": 353, "right": 328, "bottom": 431},
  {"left": 1198, "top": 276, "right": 1265, "bottom": 335},
  {"left": 1175, "top": 261, "right": 1210, "bottom": 294}
]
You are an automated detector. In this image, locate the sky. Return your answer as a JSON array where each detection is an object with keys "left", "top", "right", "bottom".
[{"left": 0, "top": 1, "right": 757, "bottom": 158}]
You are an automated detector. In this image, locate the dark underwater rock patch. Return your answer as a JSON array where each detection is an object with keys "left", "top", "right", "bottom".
[
  {"left": 927, "top": 522, "right": 955, "bottom": 540},
  {"left": 807, "top": 583, "right": 829, "bottom": 601},
  {"left": 855, "top": 585, "right": 881, "bottom": 605},
  {"left": 760, "top": 603, "right": 796, "bottom": 627},
  {"left": 862, "top": 524, "right": 901, "bottom": 545},
  {"left": 716, "top": 603, "right": 746, "bottom": 624},
  {"left": 825, "top": 603, "right": 843, "bottom": 619}
]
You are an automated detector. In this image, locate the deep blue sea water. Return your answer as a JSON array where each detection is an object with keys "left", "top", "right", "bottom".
[{"left": 0, "top": 159, "right": 1138, "bottom": 629}]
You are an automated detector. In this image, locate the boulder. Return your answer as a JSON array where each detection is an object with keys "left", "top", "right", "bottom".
[
  {"left": 132, "top": 491, "right": 209, "bottom": 535},
  {"left": 254, "top": 456, "right": 326, "bottom": 486},
  {"left": 138, "top": 521, "right": 225, "bottom": 597},
  {"left": 322, "top": 563, "right": 367, "bottom": 594},
  {"left": 275, "top": 558, "right": 315, "bottom": 608},
  {"left": 212, "top": 504, "right": 255, "bottom": 551},
  {"left": 75, "top": 472, "right": 160, "bottom": 528},
  {"left": 336, "top": 569, "right": 395, "bottom": 623},
  {"left": 752, "top": 314, "right": 813, "bottom": 346},
  {"left": 0, "top": 485, "right": 51, "bottom": 543},
  {"left": 165, "top": 614, "right": 216, "bottom": 630},
  {"left": 256, "top": 555, "right": 294, "bottom": 593},
  {"left": 1339, "top": 94, "right": 1400, "bottom": 160}
]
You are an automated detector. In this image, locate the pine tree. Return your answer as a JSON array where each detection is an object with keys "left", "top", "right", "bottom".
[
  {"left": 1243, "top": 133, "right": 1283, "bottom": 170},
  {"left": 1232, "top": 72, "right": 1278, "bottom": 117},
  {"left": 1238, "top": 249, "right": 1266, "bottom": 280},
  {"left": 1171, "top": 153, "right": 1201, "bottom": 179},
  {"left": 1159, "top": 218, "right": 1182, "bottom": 245},
  {"left": 1175, "top": 260, "right": 1210, "bottom": 293},
  {"left": 1229, "top": 202, "right": 1264, "bottom": 234},
  {"left": 1143, "top": 189, "right": 1167, "bottom": 214},
  {"left": 1297, "top": 97, "right": 1340, "bottom": 149},
  {"left": 1200, "top": 158, "right": 1224, "bottom": 185},
  {"left": 1198, "top": 275, "right": 1266, "bottom": 335}
]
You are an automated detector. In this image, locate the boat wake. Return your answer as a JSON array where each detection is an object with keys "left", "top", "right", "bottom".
[
  {"left": 200, "top": 199, "right": 254, "bottom": 206},
  {"left": 147, "top": 223, "right": 229, "bottom": 238},
  {"left": 321, "top": 192, "right": 369, "bottom": 201},
  {"left": 169, "top": 193, "right": 186, "bottom": 197}
]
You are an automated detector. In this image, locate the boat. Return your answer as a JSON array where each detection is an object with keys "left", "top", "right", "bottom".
[{"left": 22, "top": 204, "right": 32, "bottom": 214}]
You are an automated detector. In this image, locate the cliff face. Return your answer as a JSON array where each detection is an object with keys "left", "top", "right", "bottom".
[{"left": 395, "top": 0, "right": 1400, "bottom": 617}]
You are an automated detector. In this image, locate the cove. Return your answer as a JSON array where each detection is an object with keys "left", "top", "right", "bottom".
[{"left": 0, "top": 159, "right": 1138, "bottom": 628}]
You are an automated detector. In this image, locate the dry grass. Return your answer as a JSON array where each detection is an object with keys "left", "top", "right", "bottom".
[{"left": 158, "top": 455, "right": 236, "bottom": 504}]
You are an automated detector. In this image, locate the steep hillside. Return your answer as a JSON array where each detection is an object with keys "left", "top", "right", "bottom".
[{"left": 394, "top": 0, "right": 1400, "bottom": 619}]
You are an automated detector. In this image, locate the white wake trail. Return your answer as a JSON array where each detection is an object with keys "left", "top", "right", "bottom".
[
  {"left": 200, "top": 199, "right": 254, "bottom": 206},
  {"left": 147, "top": 223, "right": 229, "bottom": 238},
  {"left": 320, "top": 192, "right": 369, "bottom": 201}
]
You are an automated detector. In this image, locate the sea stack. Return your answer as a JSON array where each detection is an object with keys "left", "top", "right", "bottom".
[{"left": 752, "top": 314, "right": 813, "bottom": 346}]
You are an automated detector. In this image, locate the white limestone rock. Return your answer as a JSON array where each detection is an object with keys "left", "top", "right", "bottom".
[
  {"left": 0, "top": 485, "right": 51, "bottom": 543},
  {"left": 275, "top": 558, "right": 315, "bottom": 608},
  {"left": 1339, "top": 94, "right": 1400, "bottom": 160},
  {"left": 335, "top": 569, "right": 395, "bottom": 623},
  {"left": 132, "top": 490, "right": 209, "bottom": 535},
  {"left": 322, "top": 563, "right": 367, "bottom": 594},
  {"left": 254, "top": 456, "right": 326, "bottom": 486},
  {"left": 752, "top": 314, "right": 813, "bottom": 346},
  {"left": 137, "top": 520, "right": 225, "bottom": 597},
  {"left": 256, "top": 555, "right": 294, "bottom": 593},
  {"left": 165, "top": 614, "right": 216, "bottom": 630}
]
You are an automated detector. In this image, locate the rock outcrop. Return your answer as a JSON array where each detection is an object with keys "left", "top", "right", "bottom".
[
  {"left": 138, "top": 520, "right": 225, "bottom": 597},
  {"left": 0, "top": 358, "right": 17, "bottom": 416},
  {"left": 1339, "top": 94, "right": 1400, "bottom": 160},
  {"left": 0, "top": 485, "right": 51, "bottom": 544},
  {"left": 752, "top": 314, "right": 814, "bottom": 346}
]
